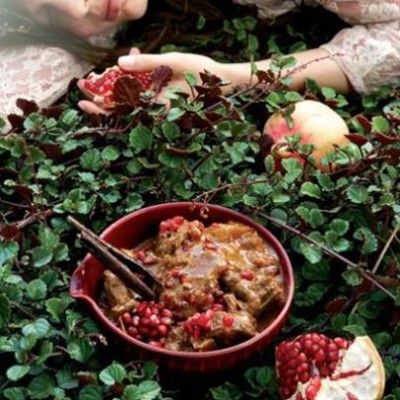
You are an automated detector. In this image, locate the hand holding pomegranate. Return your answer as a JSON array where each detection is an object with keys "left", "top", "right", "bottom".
[
  {"left": 117, "top": 51, "right": 228, "bottom": 98},
  {"left": 263, "top": 100, "right": 350, "bottom": 171}
]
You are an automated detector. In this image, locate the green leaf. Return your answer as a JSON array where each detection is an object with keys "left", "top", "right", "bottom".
[
  {"left": 56, "top": 370, "right": 79, "bottom": 390},
  {"left": 321, "top": 87, "right": 336, "bottom": 99},
  {"left": 162, "top": 121, "right": 180, "bottom": 141},
  {"left": 7, "top": 365, "right": 30, "bottom": 381},
  {"left": 80, "top": 149, "right": 103, "bottom": 172},
  {"left": 4, "top": 387, "right": 27, "bottom": 400},
  {"left": 28, "top": 373, "right": 56, "bottom": 399},
  {"left": 0, "top": 241, "right": 19, "bottom": 267},
  {"left": 300, "top": 182, "right": 321, "bottom": 199},
  {"left": 342, "top": 324, "right": 367, "bottom": 336},
  {"left": 0, "top": 294, "right": 11, "bottom": 330},
  {"left": 99, "top": 362, "right": 127, "bottom": 385},
  {"left": 245, "top": 366, "right": 276, "bottom": 394},
  {"left": 122, "top": 381, "right": 161, "bottom": 400},
  {"left": 299, "top": 241, "right": 322, "bottom": 264},
  {"left": 46, "top": 296, "right": 72, "bottom": 322},
  {"left": 22, "top": 319, "right": 51, "bottom": 338},
  {"left": 129, "top": 125, "right": 153, "bottom": 152},
  {"left": 31, "top": 247, "right": 53, "bottom": 268},
  {"left": 346, "top": 186, "right": 370, "bottom": 204},
  {"left": 371, "top": 116, "right": 390, "bottom": 133},
  {"left": 210, "top": 383, "right": 243, "bottom": 400},
  {"left": 68, "top": 337, "right": 94, "bottom": 363},
  {"left": 302, "top": 260, "right": 330, "bottom": 281},
  {"left": 101, "top": 146, "right": 120, "bottom": 161},
  {"left": 79, "top": 384, "right": 103, "bottom": 400},
  {"left": 26, "top": 279, "right": 47, "bottom": 300},
  {"left": 329, "top": 219, "right": 350, "bottom": 236},
  {"left": 353, "top": 227, "right": 378, "bottom": 254},
  {"left": 342, "top": 268, "right": 363, "bottom": 286}
]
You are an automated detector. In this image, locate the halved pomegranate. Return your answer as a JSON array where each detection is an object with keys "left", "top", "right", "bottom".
[
  {"left": 276, "top": 333, "right": 385, "bottom": 400},
  {"left": 79, "top": 66, "right": 152, "bottom": 110}
]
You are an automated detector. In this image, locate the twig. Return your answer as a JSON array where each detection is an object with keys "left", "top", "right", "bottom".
[
  {"left": 350, "top": 225, "right": 400, "bottom": 314},
  {"left": 16, "top": 210, "right": 54, "bottom": 230},
  {"left": 247, "top": 207, "right": 397, "bottom": 301},
  {"left": 371, "top": 225, "right": 399, "bottom": 275},
  {"left": 11, "top": 301, "right": 36, "bottom": 320}
]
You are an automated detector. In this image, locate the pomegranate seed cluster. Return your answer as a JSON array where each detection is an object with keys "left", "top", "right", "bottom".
[
  {"left": 120, "top": 301, "right": 174, "bottom": 348},
  {"left": 276, "top": 333, "right": 350, "bottom": 399}
]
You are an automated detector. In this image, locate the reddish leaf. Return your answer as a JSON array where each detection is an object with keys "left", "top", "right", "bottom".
[
  {"left": 39, "top": 143, "right": 62, "bottom": 160},
  {"left": 380, "top": 148, "right": 400, "bottom": 165},
  {"left": 7, "top": 114, "right": 25, "bottom": 131},
  {"left": 41, "top": 106, "right": 64, "bottom": 120},
  {"left": 0, "top": 224, "right": 21, "bottom": 242},
  {"left": 199, "top": 71, "right": 223, "bottom": 86},
  {"left": 114, "top": 75, "right": 143, "bottom": 107},
  {"left": 16, "top": 98, "right": 39, "bottom": 116},
  {"left": 13, "top": 185, "right": 33, "bottom": 202},
  {"left": 354, "top": 114, "right": 372, "bottom": 133},
  {"left": 151, "top": 65, "right": 172, "bottom": 94},
  {"left": 345, "top": 133, "right": 369, "bottom": 146},
  {"left": 0, "top": 168, "right": 18, "bottom": 180},
  {"left": 324, "top": 296, "right": 348, "bottom": 313},
  {"left": 256, "top": 70, "right": 276, "bottom": 84},
  {"left": 374, "top": 132, "right": 400, "bottom": 145}
]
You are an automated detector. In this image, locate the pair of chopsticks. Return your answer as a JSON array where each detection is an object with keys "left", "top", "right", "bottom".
[{"left": 67, "top": 216, "right": 161, "bottom": 300}]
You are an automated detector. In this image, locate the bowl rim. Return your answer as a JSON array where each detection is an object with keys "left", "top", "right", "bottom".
[{"left": 70, "top": 202, "right": 295, "bottom": 359}]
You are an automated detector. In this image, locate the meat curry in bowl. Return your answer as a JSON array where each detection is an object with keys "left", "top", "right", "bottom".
[{"left": 70, "top": 203, "right": 294, "bottom": 372}]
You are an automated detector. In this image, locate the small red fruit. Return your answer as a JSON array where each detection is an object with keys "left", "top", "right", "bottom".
[
  {"left": 79, "top": 66, "right": 152, "bottom": 110},
  {"left": 275, "top": 333, "right": 385, "bottom": 400},
  {"left": 263, "top": 100, "right": 350, "bottom": 171}
]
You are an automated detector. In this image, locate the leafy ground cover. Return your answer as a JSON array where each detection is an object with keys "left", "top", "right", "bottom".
[{"left": 0, "top": 2, "right": 400, "bottom": 399}]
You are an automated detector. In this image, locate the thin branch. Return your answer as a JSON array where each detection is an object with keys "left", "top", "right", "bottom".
[
  {"left": 371, "top": 225, "right": 400, "bottom": 275},
  {"left": 247, "top": 207, "right": 397, "bottom": 301}
]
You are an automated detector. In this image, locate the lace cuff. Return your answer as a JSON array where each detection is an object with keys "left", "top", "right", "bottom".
[
  {"left": 0, "top": 44, "right": 92, "bottom": 121},
  {"left": 321, "top": 21, "right": 400, "bottom": 94}
]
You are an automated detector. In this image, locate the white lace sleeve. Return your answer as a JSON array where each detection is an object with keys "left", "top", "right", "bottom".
[
  {"left": 318, "top": 1, "right": 400, "bottom": 93},
  {"left": 0, "top": 45, "right": 92, "bottom": 120}
]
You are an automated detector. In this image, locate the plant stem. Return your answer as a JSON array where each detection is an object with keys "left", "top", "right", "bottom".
[
  {"left": 372, "top": 225, "right": 399, "bottom": 275},
  {"left": 247, "top": 207, "right": 397, "bottom": 301}
]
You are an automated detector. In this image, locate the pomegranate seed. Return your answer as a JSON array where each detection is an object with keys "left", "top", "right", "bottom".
[
  {"left": 122, "top": 312, "right": 133, "bottom": 326},
  {"left": 223, "top": 315, "right": 234, "bottom": 328},
  {"left": 127, "top": 327, "right": 138, "bottom": 337},
  {"left": 149, "top": 341, "right": 164, "bottom": 348},
  {"left": 241, "top": 271, "right": 255, "bottom": 280},
  {"left": 158, "top": 325, "right": 168, "bottom": 337},
  {"left": 137, "top": 302, "right": 148, "bottom": 315}
]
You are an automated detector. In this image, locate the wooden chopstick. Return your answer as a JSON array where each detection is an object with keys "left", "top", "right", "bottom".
[{"left": 68, "top": 216, "right": 160, "bottom": 300}]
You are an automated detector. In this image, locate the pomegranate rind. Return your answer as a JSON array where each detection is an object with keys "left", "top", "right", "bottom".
[
  {"left": 263, "top": 100, "right": 350, "bottom": 171},
  {"left": 278, "top": 335, "right": 385, "bottom": 400},
  {"left": 332, "top": 336, "right": 385, "bottom": 400},
  {"left": 79, "top": 66, "right": 122, "bottom": 109}
]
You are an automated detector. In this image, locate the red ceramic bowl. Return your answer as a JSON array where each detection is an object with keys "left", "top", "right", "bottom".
[{"left": 70, "top": 202, "right": 294, "bottom": 373}]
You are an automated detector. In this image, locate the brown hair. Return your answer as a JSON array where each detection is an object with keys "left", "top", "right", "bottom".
[{"left": 0, "top": 0, "right": 233, "bottom": 67}]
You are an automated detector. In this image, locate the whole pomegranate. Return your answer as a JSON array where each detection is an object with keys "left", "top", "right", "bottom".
[
  {"left": 263, "top": 100, "right": 350, "bottom": 171},
  {"left": 79, "top": 66, "right": 152, "bottom": 110},
  {"left": 275, "top": 333, "right": 385, "bottom": 400}
]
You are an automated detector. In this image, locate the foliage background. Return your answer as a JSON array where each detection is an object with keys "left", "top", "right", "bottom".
[{"left": 0, "top": 1, "right": 400, "bottom": 399}]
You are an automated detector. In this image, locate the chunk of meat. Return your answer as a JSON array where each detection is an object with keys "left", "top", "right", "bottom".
[
  {"left": 103, "top": 270, "right": 138, "bottom": 317},
  {"left": 222, "top": 269, "right": 284, "bottom": 316}
]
